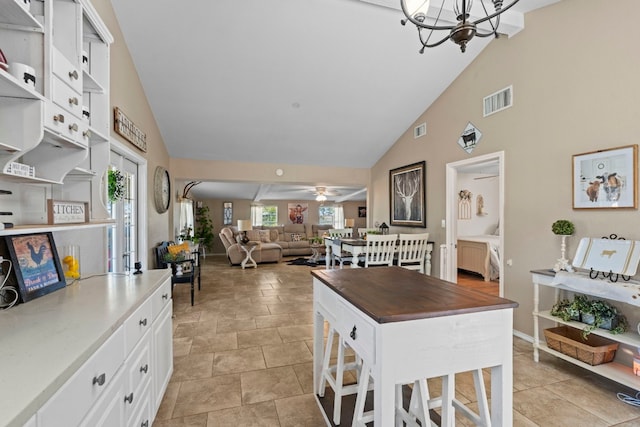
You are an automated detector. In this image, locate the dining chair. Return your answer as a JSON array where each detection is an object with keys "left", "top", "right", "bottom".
[
  {"left": 396, "top": 233, "right": 430, "bottom": 273},
  {"left": 328, "top": 228, "right": 353, "bottom": 268},
  {"left": 356, "top": 227, "right": 378, "bottom": 238},
  {"left": 359, "top": 234, "right": 397, "bottom": 267}
]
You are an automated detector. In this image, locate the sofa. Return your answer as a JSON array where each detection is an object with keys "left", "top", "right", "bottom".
[
  {"left": 218, "top": 224, "right": 333, "bottom": 265},
  {"left": 219, "top": 227, "right": 283, "bottom": 265}
]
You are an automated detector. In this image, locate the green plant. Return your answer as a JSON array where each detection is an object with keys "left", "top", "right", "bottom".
[
  {"left": 309, "top": 236, "right": 323, "bottom": 244},
  {"left": 551, "top": 219, "right": 575, "bottom": 235},
  {"left": 194, "top": 204, "right": 214, "bottom": 249},
  {"left": 108, "top": 169, "right": 125, "bottom": 202},
  {"left": 550, "top": 295, "right": 588, "bottom": 322},
  {"left": 581, "top": 299, "right": 627, "bottom": 337}
]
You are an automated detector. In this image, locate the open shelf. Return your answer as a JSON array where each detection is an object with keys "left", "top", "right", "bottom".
[
  {"left": 0, "top": 69, "right": 44, "bottom": 100},
  {"left": 0, "top": 219, "right": 115, "bottom": 236},
  {"left": 0, "top": 0, "right": 44, "bottom": 30}
]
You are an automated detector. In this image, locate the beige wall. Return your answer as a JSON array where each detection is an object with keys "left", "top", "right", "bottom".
[
  {"left": 371, "top": 0, "right": 640, "bottom": 335},
  {"left": 92, "top": 0, "right": 172, "bottom": 267}
]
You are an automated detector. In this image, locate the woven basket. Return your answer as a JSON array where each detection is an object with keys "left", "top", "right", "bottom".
[{"left": 544, "top": 326, "right": 618, "bottom": 366}]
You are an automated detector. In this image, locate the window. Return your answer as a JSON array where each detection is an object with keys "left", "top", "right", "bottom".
[
  {"left": 319, "top": 206, "right": 344, "bottom": 228},
  {"left": 107, "top": 156, "right": 138, "bottom": 273},
  {"left": 251, "top": 205, "right": 278, "bottom": 227}
]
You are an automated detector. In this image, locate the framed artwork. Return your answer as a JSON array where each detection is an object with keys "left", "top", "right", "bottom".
[
  {"left": 3, "top": 232, "right": 66, "bottom": 302},
  {"left": 358, "top": 206, "right": 367, "bottom": 218},
  {"left": 288, "top": 203, "right": 308, "bottom": 224},
  {"left": 390, "top": 161, "right": 426, "bottom": 227},
  {"left": 573, "top": 145, "right": 637, "bottom": 209},
  {"left": 223, "top": 202, "right": 233, "bottom": 225}
]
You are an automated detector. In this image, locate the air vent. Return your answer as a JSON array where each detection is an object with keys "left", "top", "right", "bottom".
[
  {"left": 483, "top": 85, "right": 512, "bottom": 117},
  {"left": 414, "top": 122, "right": 426, "bottom": 139}
]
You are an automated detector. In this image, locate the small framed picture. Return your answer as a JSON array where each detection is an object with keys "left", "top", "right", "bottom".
[
  {"left": 223, "top": 202, "right": 233, "bottom": 225},
  {"left": 390, "top": 161, "right": 426, "bottom": 227},
  {"left": 3, "top": 232, "right": 66, "bottom": 302},
  {"left": 573, "top": 145, "right": 638, "bottom": 209}
]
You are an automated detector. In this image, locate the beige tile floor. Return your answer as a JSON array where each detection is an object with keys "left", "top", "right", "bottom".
[{"left": 154, "top": 255, "right": 640, "bottom": 426}]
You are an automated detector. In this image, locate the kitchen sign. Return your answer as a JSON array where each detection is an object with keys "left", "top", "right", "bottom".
[
  {"left": 47, "top": 200, "right": 89, "bottom": 224},
  {"left": 114, "top": 107, "right": 147, "bottom": 152}
]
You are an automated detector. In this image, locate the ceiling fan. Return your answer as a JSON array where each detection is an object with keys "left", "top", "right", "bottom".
[{"left": 311, "top": 186, "right": 340, "bottom": 201}]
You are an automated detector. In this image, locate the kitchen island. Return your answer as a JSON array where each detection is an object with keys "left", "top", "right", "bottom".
[{"left": 312, "top": 266, "right": 518, "bottom": 426}]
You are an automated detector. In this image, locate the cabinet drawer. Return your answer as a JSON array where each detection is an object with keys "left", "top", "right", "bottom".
[
  {"left": 52, "top": 76, "right": 83, "bottom": 118},
  {"left": 336, "top": 299, "right": 376, "bottom": 364},
  {"left": 125, "top": 331, "right": 152, "bottom": 415},
  {"left": 38, "top": 326, "right": 125, "bottom": 427},
  {"left": 44, "top": 100, "right": 89, "bottom": 147},
  {"left": 128, "top": 381, "right": 152, "bottom": 427},
  {"left": 125, "top": 297, "right": 153, "bottom": 355},
  {"left": 52, "top": 46, "right": 82, "bottom": 94},
  {"left": 151, "top": 278, "right": 172, "bottom": 321}
]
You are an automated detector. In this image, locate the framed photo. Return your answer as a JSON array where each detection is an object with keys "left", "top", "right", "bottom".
[
  {"left": 573, "top": 145, "right": 638, "bottom": 209},
  {"left": 390, "top": 161, "right": 426, "bottom": 227},
  {"left": 358, "top": 206, "right": 367, "bottom": 218},
  {"left": 3, "top": 232, "right": 66, "bottom": 302},
  {"left": 223, "top": 202, "right": 233, "bottom": 225}
]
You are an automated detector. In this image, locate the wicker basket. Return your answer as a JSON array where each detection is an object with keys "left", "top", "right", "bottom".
[{"left": 544, "top": 326, "right": 618, "bottom": 366}]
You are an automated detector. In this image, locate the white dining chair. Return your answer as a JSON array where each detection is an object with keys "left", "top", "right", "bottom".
[
  {"left": 397, "top": 233, "right": 430, "bottom": 273},
  {"left": 359, "top": 234, "right": 397, "bottom": 267},
  {"left": 328, "top": 228, "right": 353, "bottom": 268}
]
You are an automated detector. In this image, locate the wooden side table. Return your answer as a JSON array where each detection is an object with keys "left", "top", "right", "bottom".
[{"left": 239, "top": 242, "right": 259, "bottom": 269}]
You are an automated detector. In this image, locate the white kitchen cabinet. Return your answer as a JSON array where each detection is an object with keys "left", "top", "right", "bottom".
[
  {"left": 0, "top": 0, "right": 112, "bottom": 221},
  {"left": 532, "top": 269, "right": 640, "bottom": 391},
  {"left": 151, "top": 279, "right": 173, "bottom": 416}
]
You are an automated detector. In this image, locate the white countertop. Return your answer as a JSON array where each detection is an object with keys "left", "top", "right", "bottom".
[{"left": 0, "top": 269, "right": 171, "bottom": 427}]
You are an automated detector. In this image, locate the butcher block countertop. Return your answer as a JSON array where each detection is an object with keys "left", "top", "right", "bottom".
[{"left": 311, "top": 266, "right": 518, "bottom": 323}]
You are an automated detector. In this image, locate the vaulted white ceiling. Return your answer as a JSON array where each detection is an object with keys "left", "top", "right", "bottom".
[{"left": 110, "top": 0, "right": 559, "bottom": 200}]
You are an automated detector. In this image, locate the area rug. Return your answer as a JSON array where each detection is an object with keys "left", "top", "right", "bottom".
[{"left": 287, "top": 257, "right": 318, "bottom": 266}]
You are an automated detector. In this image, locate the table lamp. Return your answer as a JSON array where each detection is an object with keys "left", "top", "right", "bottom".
[{"left": 237, "top": 220, "right": 252, "bottom": 244}]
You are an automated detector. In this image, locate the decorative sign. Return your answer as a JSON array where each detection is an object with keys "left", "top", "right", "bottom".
[
  {"left": 114, "top": 107, "right": 147, "bottom": 152},
  {"left": 47, "top": 200, "right": 89, "bottom": 225},
  {"left": 457, "top": 122, "right": 482, "bottom": 154}
]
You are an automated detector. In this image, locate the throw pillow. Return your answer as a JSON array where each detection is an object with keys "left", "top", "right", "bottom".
[
  {"left": 291, "top": 233, "right": 302, "bottom": 242},
  {"left": 258, "top": 230, "right": 271, "bottom": 243},
  {"left": 246, "top": 229, "right": 261, "bottom": 242}
]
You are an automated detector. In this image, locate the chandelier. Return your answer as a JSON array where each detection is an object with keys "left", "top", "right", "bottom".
[{"left": 400, "top": 0, "right": 521, "bottom": 53}]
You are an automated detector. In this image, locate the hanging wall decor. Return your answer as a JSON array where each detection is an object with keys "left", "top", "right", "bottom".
[
  {"left": 390, "top": 161, "right": 426, "bottom": 227},
  {"left": 458, "top": 189, "right": 472, "bottom": 219},
  {"left": 223, "top": 202, "right": 233, "bottom": 225},
  {"left": 457, "top": 122, "right": 482, "bottom": 154}
]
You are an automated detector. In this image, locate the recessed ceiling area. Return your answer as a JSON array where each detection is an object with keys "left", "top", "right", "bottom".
[{"left": 184, "top": 182, "right": 367, "bottom": 202}]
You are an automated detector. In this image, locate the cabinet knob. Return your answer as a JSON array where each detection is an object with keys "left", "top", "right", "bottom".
[
  {"left": 350, "top": 325, "right": 357, "bottom": 340},
  {"left": 140, "top": 364, "right": 148, "bottom": 374},
  {"left": 92, "top": 373, "right": 106, "bottom": 386},
  {"left": 68, "top": 97, "right": 78, "bottom": 105},
  {"left": 141, "top": 421, "right": 149, "bottom": 427},
  {"left": 162, "top": 293, "right": 169, "bottom": 300},
  {"left": 68, "top": 123, "right": 78, "bottom": 132},
  {"left": 53, "top": 114, "right": 65, "bottom": 123},
  {"left": 83, "top": 130, "right": 91, "bottom": 139},
  {"left": 124, "top": 392, "right": 134, "bottom": 404},
  {"left": 68, "top": 70, "right": 79, "bottom": 80},
  {"left": 139, "top": 318, "right": 147, "bottom": 327}
]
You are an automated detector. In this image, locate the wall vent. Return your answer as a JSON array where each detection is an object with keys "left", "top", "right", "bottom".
[
  {"left": 483, "top": 85, "right": 512, "bottom": 117},
  {"left": 414, "top": 122, "right": 426, "bottom": 139}
]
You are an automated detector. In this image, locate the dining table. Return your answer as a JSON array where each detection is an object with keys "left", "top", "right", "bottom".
[{"left": 324, "top": 237, "right": 434, "bottom": 274}]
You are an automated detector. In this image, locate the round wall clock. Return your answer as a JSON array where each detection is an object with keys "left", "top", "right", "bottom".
[{"left": 153, "top": 166, "right": 171, "bottom": 213}]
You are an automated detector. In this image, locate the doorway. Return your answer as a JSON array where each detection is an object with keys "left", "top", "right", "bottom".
[{"left": 445, "top": 151, "right": 504, "bottom": 296}]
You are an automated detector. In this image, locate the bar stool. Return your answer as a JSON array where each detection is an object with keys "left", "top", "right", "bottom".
[
  {"left": 353, "top": 366, "right": 491, "bottom": 427},
  {"left": 318, "top": 326, "right": 371, "bottom": 425}
]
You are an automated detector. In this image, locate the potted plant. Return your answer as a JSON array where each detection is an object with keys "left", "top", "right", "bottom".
[
  {"left": 194, "top": 204, "right": 214, "bottom": 251},
  {"left": 552, "top": 219, "right": 575, "bottom": 272},
  {"left": 309, "top": 236, "right": 323, "bottom": 245},
  {"left": 108, "top": 169, "right": 125, "bottom": 202},
  {"left": 550, "top": 295, "right": 588, "bottom": 322},
  {"left": 581, "top": 299, "right": 628, "bottom": 337}
]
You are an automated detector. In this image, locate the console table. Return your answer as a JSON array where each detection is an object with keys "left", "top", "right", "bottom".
[{"left": 312, "top": 267, "right": 518, "bottom": 426}]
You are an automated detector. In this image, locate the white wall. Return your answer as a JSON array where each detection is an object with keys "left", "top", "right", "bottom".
[{"left": 457, "top": 173, "right": 499, "bottom": 236}]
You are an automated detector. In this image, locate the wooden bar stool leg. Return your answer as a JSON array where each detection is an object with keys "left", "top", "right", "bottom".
[
  {"left": 441, "top": 374, "right": 455, "bottom": 427},
  {"left": 352, "top": 362, "right": 373, "bottom": 427},
  {"left": 318, "top": 328, "right": 335, "bottom": 397},
  {"left": 473, "top": 369, "right": 491, "bottom": 426}
]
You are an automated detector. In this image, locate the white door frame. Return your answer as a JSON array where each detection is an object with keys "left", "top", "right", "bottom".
[{"left": 445, "top": 151, "right": 504, "bottom": 295}]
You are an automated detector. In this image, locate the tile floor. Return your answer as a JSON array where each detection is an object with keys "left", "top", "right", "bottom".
[{"left": 154, "top": 255, "right": 640, "bottom": 426}]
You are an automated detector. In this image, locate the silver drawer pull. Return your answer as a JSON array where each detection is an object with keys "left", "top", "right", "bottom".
[
  {"left": 53, "top": 114, "right": 65, "bottom": 123},
  {"left": 124, "top": 392, "right": 134, "bottom": 404},
  {"left": 83, "top": 130, "right": 91, "bottom": 138},
  {"left": 140, "top": 364, "right": 148, "bottom": 374},
  {"left": 162, "top": 293, "right": 169, "bottom": 300},
  {"left": 92, "top": 373, "right": 106, "bottom": 386},
  {"left": 68, "top": 123, "right": 78, "bottom": 132},
  {"left": 69, "top": 70, "right": 78, "bottom": 80},
  {"left": 139, "top": 318, "right": 147, "bottom": 326},
  {"left": 350, "top": 325, "right": 357, "bottom": 340},
  {"left": 68, "top": 97, "right": 78, "bottom": 105}
]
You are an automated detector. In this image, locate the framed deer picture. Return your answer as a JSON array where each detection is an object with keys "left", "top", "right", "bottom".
[{"left": 390, "top": 161, "right": 426, "bottom": 227}]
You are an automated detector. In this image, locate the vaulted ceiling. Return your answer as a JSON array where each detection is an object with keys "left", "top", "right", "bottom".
[{"left": 111, "top": 0, "right": 559, "bottom": 200}]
